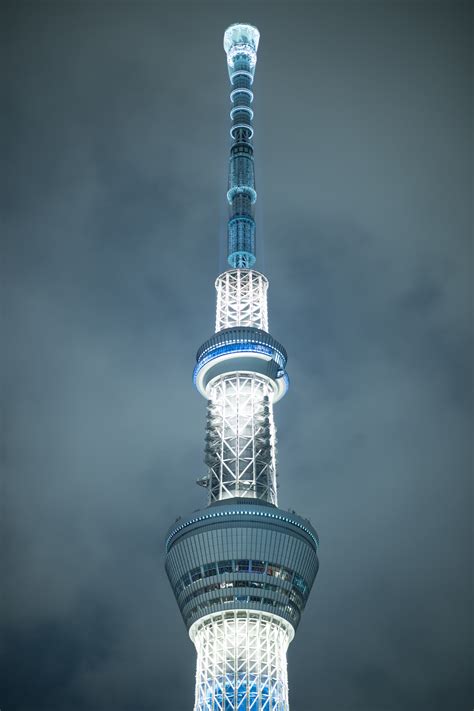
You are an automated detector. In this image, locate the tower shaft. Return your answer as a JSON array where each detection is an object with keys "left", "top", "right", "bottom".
[
  {"left": 205, "top": 372, "right": 277, "bottom": 504},
  {"left": 215, "top": 269, "right": 268, "bottom": 333},
  {"left": 211, "top": 266, "right": 276, "bottom": 503},
  {"left": 165, "top": 24, "right": 319, "bottom": 711}
]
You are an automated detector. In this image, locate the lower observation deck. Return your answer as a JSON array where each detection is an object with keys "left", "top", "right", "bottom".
[{"left": 165, "top": 499, "right": 319, "bottom": 631}]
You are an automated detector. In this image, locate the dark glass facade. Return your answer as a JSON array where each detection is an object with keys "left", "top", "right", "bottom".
[{"left": 165, "top": 499, "right": 319, "bottom": 630}]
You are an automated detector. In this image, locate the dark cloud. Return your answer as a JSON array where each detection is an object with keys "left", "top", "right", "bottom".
[{"left": 2, "top": 1, "right": 471, "bottom": 710}]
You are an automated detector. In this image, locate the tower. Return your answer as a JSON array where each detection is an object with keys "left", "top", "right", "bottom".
[{"left": 165, "top": 24, "right": 319, "bottom": 710}]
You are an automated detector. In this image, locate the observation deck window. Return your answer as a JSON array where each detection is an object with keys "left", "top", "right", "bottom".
[
  {"left": 175, "top": 559, "right": 311, "bottom": 609},
  {"left": 293, "top": 574, "right": 308, "bottom": 596},
  {"left": 203, "top": 563, "right": 217, "bottom": 578},
  {"left": 191, "top": 567, "right": 203, "bottom": 582},
  {"left": 218, "top": 560, "right": 233, "bottom": 574},
  {"left": 237, "top": 559, "right": 250, "bottom": 572}
]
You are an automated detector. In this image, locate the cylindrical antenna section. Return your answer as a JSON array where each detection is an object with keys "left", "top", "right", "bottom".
[{"left": 223, "top": 24, "right": 260, "bottom": 269}]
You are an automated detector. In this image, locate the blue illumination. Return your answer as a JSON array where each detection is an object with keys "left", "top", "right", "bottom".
[
  {"left": 206, "top": 676, "right": 274, "bottom": 710},
  {"left": 228, "top": 250, "right": 256, "bottom": 269},
  {"left": 193, "top": 341, "right": 284, "bottom": 382},
  {"left": 195, "top": 329, "right": 288, "bottom": 379},
  {"left": 224, "top": 26, "right": 257, "bottom": 267}
]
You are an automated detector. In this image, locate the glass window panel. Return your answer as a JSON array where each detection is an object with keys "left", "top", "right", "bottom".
[
  {"left": 203, "top": 564, "right": 217, "bottom": 578},
  {"left": 218, "top": 560, "right": 233, "bottom": 573},
  {"left": 293, "top": 575, "right": 307, "bottom": 595}
]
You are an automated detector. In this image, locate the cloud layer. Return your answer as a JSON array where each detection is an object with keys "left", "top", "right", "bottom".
[{"left": 2, "top": 2, "right": 471, "bottom": 710}]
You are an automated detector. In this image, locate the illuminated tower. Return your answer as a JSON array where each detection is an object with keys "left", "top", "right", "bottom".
[{"left": 165, "top": 24, "right": 319, "bottom": 710}]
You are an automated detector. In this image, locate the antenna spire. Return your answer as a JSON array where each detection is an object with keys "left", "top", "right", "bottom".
[{"left": 223, "top": 23, "right": 260, "bottom": 268}]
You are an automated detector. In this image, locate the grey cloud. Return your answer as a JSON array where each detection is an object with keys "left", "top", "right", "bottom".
[{"left": 2, "top": 2, "right": 471, "bottom": 710}]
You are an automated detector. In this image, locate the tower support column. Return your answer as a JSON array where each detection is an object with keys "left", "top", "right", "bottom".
[
  {"left": 191, "top": 611, "right": 294, "bottom": 711},
  {"left": 205, "top": 372, "right": 277, "bottom": 504}
]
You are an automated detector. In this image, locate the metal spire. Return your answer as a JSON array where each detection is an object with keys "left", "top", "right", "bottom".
[{"left": 224, "top": 24, "right": 260, "bottom": 269}]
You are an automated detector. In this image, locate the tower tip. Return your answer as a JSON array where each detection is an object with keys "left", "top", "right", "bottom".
[{"left": 223, "top": 23, "right": 260, "bottom": 55}]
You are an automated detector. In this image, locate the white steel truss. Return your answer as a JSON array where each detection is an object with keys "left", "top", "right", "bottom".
[
  {"left": 190, "top": 610, "right": 293, "bottom": 711},
  {"left": 215, "top": 269, "right": 269, "bottom": 332},
  {"left": 205, "top": 373, "right": 277, "bottom": 504}
]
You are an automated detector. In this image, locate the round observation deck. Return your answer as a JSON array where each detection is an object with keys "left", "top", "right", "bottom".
[
  {"left": 194, "top": 327, "right": 289, "bottom": 401},
  {"left": 165, "top": 499, "right": 319, "bottom": 631}
]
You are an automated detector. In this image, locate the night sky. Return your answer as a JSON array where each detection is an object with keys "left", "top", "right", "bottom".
[{"left": 2, "top": 2, "right": 472, "bottom": 710}]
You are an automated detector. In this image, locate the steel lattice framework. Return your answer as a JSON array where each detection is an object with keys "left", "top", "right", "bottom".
[
  {"left": 191, "top": 611, "right": 293, "bottom": 711},
  {"left": 215, "top": 269, "right": 269, "bottom": 332},
  {"left": 205, "top": 373, "right": 277, "bottom": 504}
]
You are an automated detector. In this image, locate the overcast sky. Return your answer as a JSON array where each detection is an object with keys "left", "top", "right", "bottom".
[{"left": 2, "top": 2, "right": 472, "bottom": 710}]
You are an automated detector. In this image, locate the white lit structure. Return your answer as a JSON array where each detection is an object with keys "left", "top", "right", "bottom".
[
  {"left": 205, "top": 373, "right": 277, "bottom": 504},
  {"left": 191, "top": 611, "right": 294, "bottom": 710},
  {"left": 165, "top": 24, "right": 319, "bottom": 711},
  {"left": 215, "top": 270, "right": 268, "bottom": 332}
]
